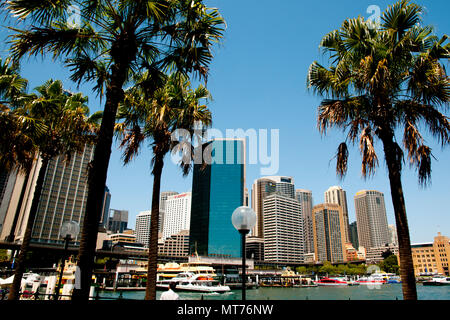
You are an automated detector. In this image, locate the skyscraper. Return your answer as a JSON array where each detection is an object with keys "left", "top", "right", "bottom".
[
  {"left": 163, "top": 192, "right": 191, "bottom": 240},
  {"left": 324, "top": 186, "right": 350, "bottom": 243},
  {"left": 108, "top": 209, "right": 128, "bottom": 233},
  {"left": 159, "top": 191, "right": 178, "bottom": 234},
  {"left": 349, "top": 221, "right": 359, "bottom": 250},
  {"left": 388, "top": 224, "right": 398, "bottom": 246},
  {"left": 135, "top": 210, "right": 151, "bottom": 247},
  {"left": 354, "top": 190, "right": 390, "bottom": 250},
  {"left": 99, "top": 186, "right": 111, "bottom": 229},
  {"left": 295, "top": 189, "right": 314, "bottom": 254},
  {"left": 189, "top": 139, "right": 245, "bottom": 257},
  {"left": 263, "top": 193, "right": 304, "bottom": 263},
  {"left": 312, "top": 203, "right": 347, "bottom": 263},
  {"left": 34, "top": 146, "right": 95, "bottom": 244},
  {"left": 251, "top": 176, "right": 295, "bottom": 238}
]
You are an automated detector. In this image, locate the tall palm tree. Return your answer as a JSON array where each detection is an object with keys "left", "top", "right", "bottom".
[
  {"left": 3, "top": 0, "right": 225, "bottom": 299},
  {"left": 117, "top": 72, "right": 212, "bottom": 299},
  {"left": 307, "top": 0, "right": 449, "bottom": 300},
  {"left": 7, "top": 79, "right": 95, "bottom": 300}
]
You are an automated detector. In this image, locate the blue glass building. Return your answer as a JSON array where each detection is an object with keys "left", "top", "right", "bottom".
[{"left": 189, "top": 139, "right": 245, "bottom": 257}]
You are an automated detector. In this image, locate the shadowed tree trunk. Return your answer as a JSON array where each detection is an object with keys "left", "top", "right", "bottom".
[
  {"left": 145, "top": 152, "right": 164, "bottom": 300},
  {"left": 72, "top": 62, "right": 129, "bottom": 301},
  {"left": 8, "top": 157, "right": 49, "bottom": 300},
  {"left": 380, "top": 129, "right": 417, "bottom": 300}
]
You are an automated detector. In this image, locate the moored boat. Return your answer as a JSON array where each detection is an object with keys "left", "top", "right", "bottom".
[
  {"left": 315, "top": 277, "right": 349, "bottom": 286},
  {"left": 156, "top": 272, "right": 231, "bottom": 293},
  {"left": 422, "top": 275, "right": 450, "bottom": 286}
]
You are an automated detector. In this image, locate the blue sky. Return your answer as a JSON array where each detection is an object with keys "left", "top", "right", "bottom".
[{"left": 1, "top": 0, "right": 449, "bottom": 243}]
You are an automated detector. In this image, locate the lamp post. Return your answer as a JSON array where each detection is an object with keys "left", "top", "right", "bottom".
[
  {"left": 55, "top": 221, "right": 79, "bottom": 300},
  {"left": 231, "top": 206, "right": 256, "bottom": 301}
]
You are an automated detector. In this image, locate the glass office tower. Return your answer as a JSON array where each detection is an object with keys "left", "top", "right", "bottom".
[{"left": 190, "top": 139, "right": 245, "bottom": 257}]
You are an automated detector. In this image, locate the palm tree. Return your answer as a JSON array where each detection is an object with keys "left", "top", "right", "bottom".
[
  {"left": 0, "top": 57, "right": 37, "bottom": 244},
  {"left": 307, "top": 0, "right": 449, "bottom": 300},
  {"left": 7, "top": 79, "right": 95, "bottom": 300},
  {"left": 3, "top": 0, "right": 225, "bottom": 299},
  {"left": 0, "top": 57, "right": 28, "bottom": 108},
  {"left": 117, "top": 72, "right": 212, "bottom": 299}
]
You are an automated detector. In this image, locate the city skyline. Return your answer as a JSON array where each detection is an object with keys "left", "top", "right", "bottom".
[{"left": 0, "top": 0, "right": 448, "bottom": 244}]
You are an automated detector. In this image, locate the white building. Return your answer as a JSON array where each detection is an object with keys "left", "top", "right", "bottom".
[
  {"left": 251, "top": 176, "right": 295, "bottom": 238},
  {"left": 135, "top": 210, "right": 151, "bottom": 247},
  {"left": 263, "top": 192, "right": 304, "bottom": 264},
  {"left": 162, "top": 192, "right": 191, "bottom": 240},
  {"left": 159, "top": 191, "right": 178, "bottom": 234}
]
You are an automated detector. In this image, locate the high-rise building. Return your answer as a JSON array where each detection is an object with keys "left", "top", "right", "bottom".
[
  {"left": 189, "top": 139, "right": 245, "bottom": 257},
  {"left": 0, "top": 159, "right": 43, "bottom": 242},
  {"left": 312, "top": 203, "right": 347, "bottom": 263},
  {"left": 388, "top": 224, "right": 398, "bottom": 246},
  {"left": 349, "top": 221, "right": 359, "bottom": 250},
  {"left": 163, "top": 192, "right": 191, "bottom": 240},
  {"left": 159, "top": 191, "right": 178, "bottom": 234},
  {"left": 354, "top": 190, "right": 390, "bottom": 250},
  {"left": 0, "top": 145, "right": 95, "bottom": 244},
  {"left": 324, "top": 186, "right": 350, "bottom": 243},
  {"left": 295, "top": 189, "right": 314, "bottom": 254},
  {"left": 135, "top": 210, "right": 151, "bottom": 247},
  {"left": 263, "top": 193, "right": 304, "bottom": 264},
  {"left": 108, "top": 209, "right": 128, "bottom": 233},
  {"left": 251, "top": 176, "right": 295, "bottom": 238},
  {"left": 99, "top": 186, "right": 111, "bottom": 229},
  {"left": 17, "top": 145, "right": 95, "bottom": 244}
]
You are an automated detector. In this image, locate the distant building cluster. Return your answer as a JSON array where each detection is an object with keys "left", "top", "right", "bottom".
[{"left": 0, "top": 139, "right": 449, "bottom": 277}]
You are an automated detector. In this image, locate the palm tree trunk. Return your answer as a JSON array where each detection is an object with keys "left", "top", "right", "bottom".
[
  {"left": 145, "top": 153, "right": 164, "bottom": 300},
  {"left": 6, "top": 168, "right": 31, "bottom": 242},
  {"left": 8, "top": 157, "right": 49, "bottom": 300},
  {"left": 72, "top": 63, "right": 128, "bottom": 301},
  {"left": 380, "top": 132, "right": 418, "bottom": 300}
]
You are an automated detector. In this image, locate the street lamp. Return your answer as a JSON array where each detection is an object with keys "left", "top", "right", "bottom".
[
  {"left": 231, "top": 206, "right": 256, "bottom": 301},
  {"left": 55, "top": 221, "right": 79, "bottom": 300}
]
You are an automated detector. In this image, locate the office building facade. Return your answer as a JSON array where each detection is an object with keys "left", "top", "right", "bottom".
[
  {"left": 263, "top": 193, "right": 304, "bottom": 264},
  {"left": 135, "top": 210, "right": 151, "bottom": 247},
  {"left": 324, "top": 186, "right": 350, "bottom": 243},
  {"left": 296, "top": 189, "right": 314, "bottom": 254},
  {"left": 162, "top": 192, "right": 191, "bottom": 240},
  {"left": 189, "top": 139, "right": 245, "bottom": 257},
  {"left": 251, "top": 176, "right": 295, "bottom": 238},
  {"left": 354, "top": 190, "right": 390, "bottom": 250},
  {"left": 108, "top": 209, "right": 128, "bottom": 234},
  {"left": 29, "top": 145, "right": 94, "bottom": 244},
  {"left": 412, "top": 232, "right": 450, "bottom": 276},
  {"left": 159, "top": 191, "right": 178, "bottom": 234},
  {"left": 312, "top": 203, "right": 347, "bottom": 263}
]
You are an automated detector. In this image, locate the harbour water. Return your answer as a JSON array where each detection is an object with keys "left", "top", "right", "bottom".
[{"left": 98, "top": 284, "right": 450, "bottom": 300}]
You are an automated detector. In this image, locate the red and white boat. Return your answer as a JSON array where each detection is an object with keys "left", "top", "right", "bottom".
[{"left": 315, "top": 277, "right": 349, "bottom": 286}]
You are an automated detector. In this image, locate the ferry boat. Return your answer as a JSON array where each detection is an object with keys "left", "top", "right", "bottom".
[
  {"left": 422, "top": 275, "right": 450, "bottom": 286},
  {"left": 156, "top": 261, "right": 217, "bottom": 281},
  {"left": 156, "top": 272, "right": 231, "bottom": 293},
  {"left": 315, "top": 277, "right": 349, "bottom": 286}
]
